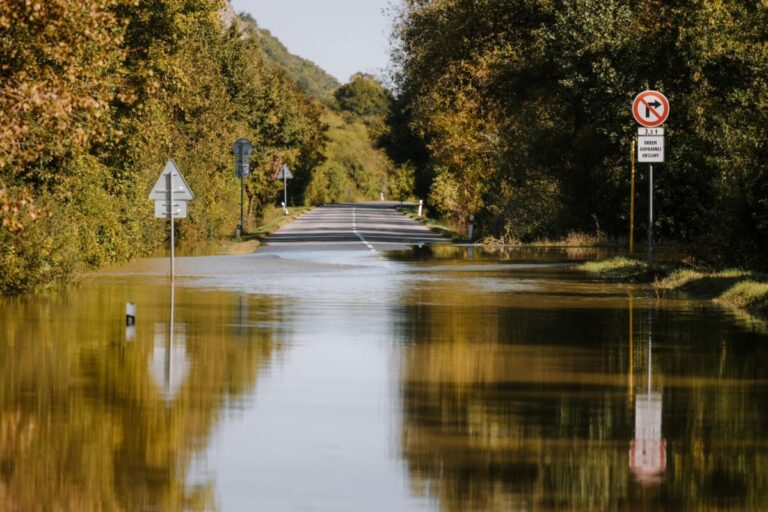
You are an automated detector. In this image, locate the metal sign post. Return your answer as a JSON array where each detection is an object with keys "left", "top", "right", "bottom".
[
  {"left": 632, "top": 91, "right": 669, "bottom": 268},
  {"left": 168, "top": 171, "right": 174, "bottom": 276},
  {"left": 630, "top": 140, "right": 636, "bottom": 256},
  {"left": 276, "top": 164, "right": 293, "bottom": 215},
  {"left": 232, "top": 138, "right": 253, "bottom": 237},
  {"left": 648, "top": 164, "right": 653, "bottom": 267},
  {"left": 149, "top": 160, "right": 194, "bottom": 278}
]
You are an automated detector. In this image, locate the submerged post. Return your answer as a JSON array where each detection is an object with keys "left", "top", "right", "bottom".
[
  {"left": 125, "top": 302, "right": 136, "bottom": 342},
  {"left": 126, "top": 303, "right": 136, "bottom": 326}
]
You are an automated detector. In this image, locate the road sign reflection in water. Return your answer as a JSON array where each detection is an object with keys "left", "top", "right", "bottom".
[
  {"left": 629, "top": 299, "right": 666, "bottom": 485},
  {"left": 151, "top": 311, "right": 190, "bottom": 402}
]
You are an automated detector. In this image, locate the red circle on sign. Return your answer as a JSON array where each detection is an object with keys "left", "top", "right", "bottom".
[{"left": 632, "top": 91, "right": 670, "bottom": 127}]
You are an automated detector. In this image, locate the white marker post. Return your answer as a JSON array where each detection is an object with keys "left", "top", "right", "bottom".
[{"left": 149, "top": 160, "right": 194, "bottom": 278}]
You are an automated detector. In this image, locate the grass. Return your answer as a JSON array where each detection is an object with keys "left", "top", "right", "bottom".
[
  {"left": 576, "top": 257, "right": 768, "bottom": 318},
  {"left": 396, "top": 204, "right": 465, "bottom": 242},
  {"left": 218, "top": 206, "right": 311, "bottom": 255},
  {"left": 654, "top": 268, "right": 754, "bottom": 298},
  {"left": 249, "top": 205, "right": 312, "bottom": 236},
  {"left": 653, "top": 267, "right": 768, "bottom": 317},
  {"left": 532, "top": 231, "right": 612, "bottom": 247},
  {"left": 577, "top": 256, "right": 650, "bottom": 280},
  {"left": 718, "top": 281, "right": 768, "bottom": 313}
]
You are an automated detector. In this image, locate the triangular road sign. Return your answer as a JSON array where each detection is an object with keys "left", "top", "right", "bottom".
[
  {"left": 275, "top": 164, "right": 293, "bottom": 180},
  {"left": 149, "top": 160, "right": 194, "bottom": 200}
]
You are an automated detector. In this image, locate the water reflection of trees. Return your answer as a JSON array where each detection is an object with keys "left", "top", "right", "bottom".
[
  {"left": 0, "top": 283, "right": 282, "bottom": 511},
  {"left": 395, "top": 279, "right": 768, "bottom": 511}
]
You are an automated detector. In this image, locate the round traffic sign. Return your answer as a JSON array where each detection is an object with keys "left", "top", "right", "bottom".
[{"left": 632, "top": 90, "right": 670, "bottom": 127}]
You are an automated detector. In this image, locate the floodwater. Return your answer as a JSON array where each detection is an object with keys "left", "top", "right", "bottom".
[{"left": 1, "top": 245, "right": 767, "bottom": 511}]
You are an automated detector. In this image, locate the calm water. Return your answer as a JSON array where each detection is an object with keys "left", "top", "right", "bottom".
[{"left": 1, "top": 247, "right": 767, "bottom": 511}]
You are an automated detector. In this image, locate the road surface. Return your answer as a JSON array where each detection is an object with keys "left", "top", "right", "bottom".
[{"left": 263, "top": 202, "right": 448, "bottom": 252}]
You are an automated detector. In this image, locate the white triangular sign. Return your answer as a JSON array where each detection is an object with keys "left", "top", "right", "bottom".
[
  {"left": 149, "top": 160, "right": 194, "bottom": 200},
  {"left": 276, "top": 165, "right": 293, "bottom": 180}
]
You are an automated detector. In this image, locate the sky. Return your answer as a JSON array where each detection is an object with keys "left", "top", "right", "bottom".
[{"left": 230, "top": 0, "right": 395, "bottom": 84}]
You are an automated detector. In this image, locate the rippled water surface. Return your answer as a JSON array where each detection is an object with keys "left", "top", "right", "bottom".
[{"left": 1, "top": 246, "right": 767, "bottom": 511}]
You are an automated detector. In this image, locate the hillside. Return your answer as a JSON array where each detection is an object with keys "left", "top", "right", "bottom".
[{"left": 237, "top": 13, "right": 340, "bottom": 101}]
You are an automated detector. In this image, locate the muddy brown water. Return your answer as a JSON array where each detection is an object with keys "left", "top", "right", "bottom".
[{"left": 1, "top": 246, "right": 766, "bottom": 511}]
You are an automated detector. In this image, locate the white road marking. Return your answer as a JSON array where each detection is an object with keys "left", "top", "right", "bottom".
[{"left": 352, "top": 207, "right": 376, "bottom": 253}]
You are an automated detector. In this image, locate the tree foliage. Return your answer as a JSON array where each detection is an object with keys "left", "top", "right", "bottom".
[
  {"left": 391, "top": 0, "right": 768, "bottom": 265},
  {"left": 0, "top": 0, "right": 329, "bottom": 293}
]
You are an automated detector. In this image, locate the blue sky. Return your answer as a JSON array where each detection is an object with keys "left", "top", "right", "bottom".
[{"left": 230, "top": 0, "right": 395, "bottom": 84}]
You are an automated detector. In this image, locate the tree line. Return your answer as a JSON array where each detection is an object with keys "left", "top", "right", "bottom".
[
  {"left": 389, "top": 0, "right": 768, "bottom": 268},
  {"left": 0, "top": 0, "right": 346, "bottom": 294}
]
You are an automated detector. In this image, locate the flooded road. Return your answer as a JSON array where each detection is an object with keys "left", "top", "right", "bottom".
[{"left": 1, "top": 205, "right": 768, "bottom": 511}]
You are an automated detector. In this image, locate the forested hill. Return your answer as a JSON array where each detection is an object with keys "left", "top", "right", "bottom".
[{"left": 237, "top": 13, "right": 340, "bottom": 101}]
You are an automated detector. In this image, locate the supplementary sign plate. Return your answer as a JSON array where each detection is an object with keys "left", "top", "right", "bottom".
[
  {"left": 638, "top": 127, "right": 664, "bottom": 136},
  {"left": 148, "top": 160, "right": 195, "bottom": 200},
  {"left": 638, "top": 135, "right": 665, "bottom": 163},
  {"left": 632, "top": 90, "right": 670, "bottom": 128},
  {"left": 155, "top": 200, "right": 188, "bottom": 219}
]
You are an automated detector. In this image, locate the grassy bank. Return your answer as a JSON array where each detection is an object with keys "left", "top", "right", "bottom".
[
  {"left": 655, "top": 268, "right": 768, "bottom": 316},
  {"left": 579, "top": 257, "right": 768, "bottom": 317},
  {"left": 576, "top": 257, "right": 651, "bottom": 281},
  {"left": 396, "top": 204, "right": 464, "bottom": 242},
  {"left": 219, "top": 206, "right": 311, "bottom": 255}
]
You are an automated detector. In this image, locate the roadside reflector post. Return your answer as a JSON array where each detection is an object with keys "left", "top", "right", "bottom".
[
  {"left": 126, "top": 302, "right": 136, "bottom": 326},
  {"left": 418, "top": 199, "right": 423, "bottom": 217},
  {"left": 126, "top": 302, "right": 136, "bottom": 341},
  {"left": 468, "top": 213, "right": 475, "bottom": 242}
]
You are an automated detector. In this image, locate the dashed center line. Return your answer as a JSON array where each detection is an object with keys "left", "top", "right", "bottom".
[{"left": 352, "top": 207, "right": 376, "bottom": 252}]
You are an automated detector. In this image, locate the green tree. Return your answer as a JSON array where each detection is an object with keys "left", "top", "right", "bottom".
[{"left": 391, "top": 0, "right": 768, "bottom": 262}]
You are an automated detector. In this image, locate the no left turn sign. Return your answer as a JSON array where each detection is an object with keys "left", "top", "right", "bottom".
[{"left": 632, "top": 90, "right": 670, "bottom": 127}]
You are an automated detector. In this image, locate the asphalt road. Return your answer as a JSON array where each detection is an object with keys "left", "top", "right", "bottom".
[{"left": 263, "top": 202, "right": 448, "bottom": 252}]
